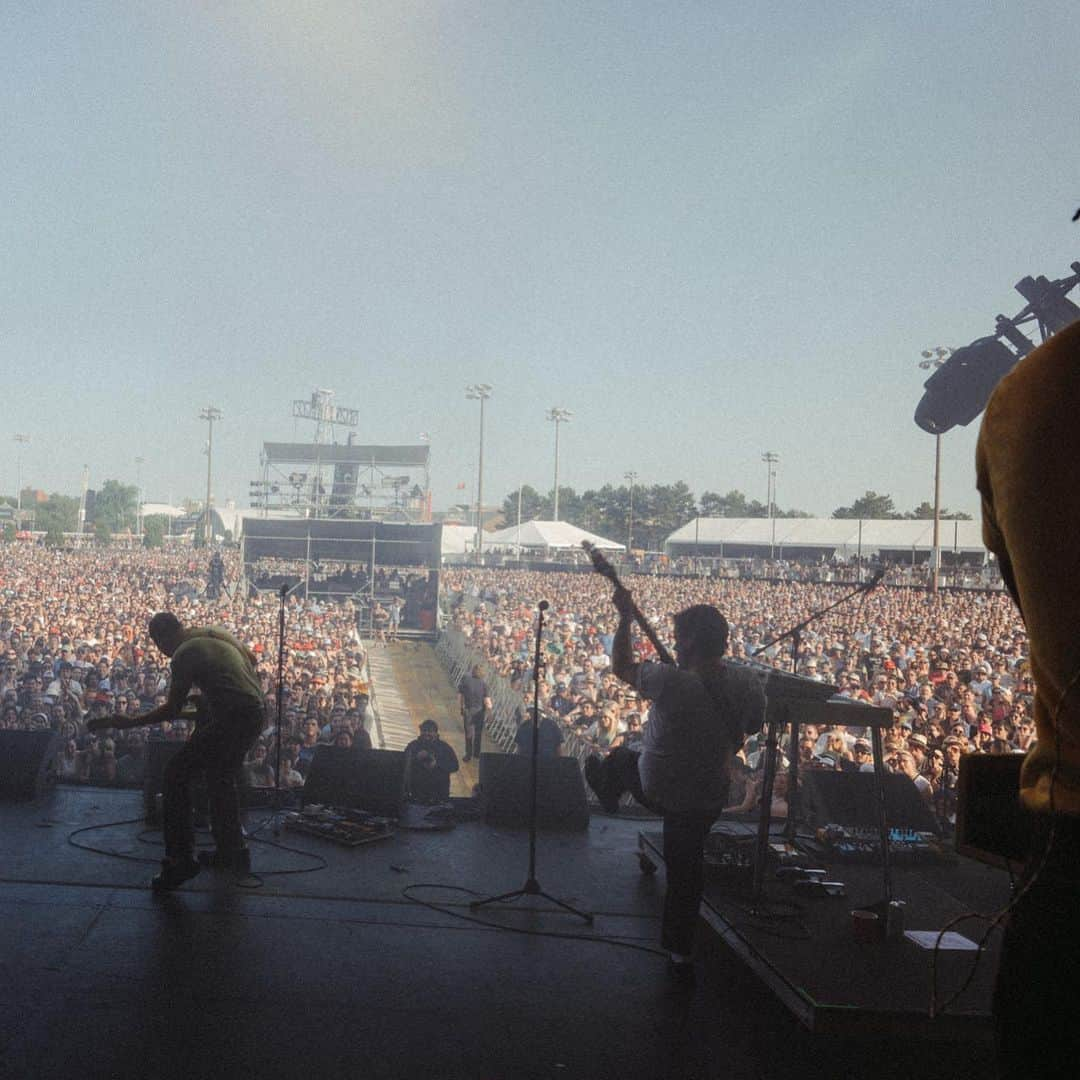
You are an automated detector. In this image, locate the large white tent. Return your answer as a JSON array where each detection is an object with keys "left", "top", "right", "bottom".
[
  {"left": 483, "top": 519, "right": 624, "bottom": 552},
  {"left": 664, "top": 517, "right": 988, "bottom": 559}
]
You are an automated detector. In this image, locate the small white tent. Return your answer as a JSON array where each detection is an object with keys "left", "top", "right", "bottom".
[{"left": 483, "top": 520, "right": 624, "bottom": 552}]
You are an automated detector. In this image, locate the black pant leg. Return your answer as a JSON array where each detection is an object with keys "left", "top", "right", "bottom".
[
  {"left": 660, "top": 811, "right": 716, "bottom": 955},
  {"left": 162, "top": 741, "right": 202, "bottom": 861},
  {"left": 994, "top": 817, "right": 1080, "bottom": 1079}
]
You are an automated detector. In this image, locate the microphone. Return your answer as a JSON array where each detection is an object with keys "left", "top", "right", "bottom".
[
  {"left": 538, "top": 600, "right": 550, "bottom": 611},
  {"left": 279, "top": 583, "right": 289, "bottom": 598},
  {"left": 864, "top": 569, "right": 886, "bottom": 589}
]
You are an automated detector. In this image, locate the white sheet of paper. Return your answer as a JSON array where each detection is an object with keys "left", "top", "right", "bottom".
[{"left": 904, "top": 931, "right": 979, "bottom": 951}]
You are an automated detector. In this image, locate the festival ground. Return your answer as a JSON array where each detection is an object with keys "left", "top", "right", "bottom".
[{"left": 0, "top": 784, "right": 1003, "bottom": 1080}]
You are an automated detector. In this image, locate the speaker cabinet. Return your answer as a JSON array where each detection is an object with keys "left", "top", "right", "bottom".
[
  {"left": 478, "top": 752, "right": 589, "bottom": 832},
  {"left": 302, "top": 747, "right": 406, "bottom": 816},
  {"left": 0, "top": 730, "right": 60, "bottom": 801},
  {"left": 799, "top": 769, "right": 940, "bottom": 833},
  {"left": 955, "top": 753, "right": 1031, "bottom": 868}
]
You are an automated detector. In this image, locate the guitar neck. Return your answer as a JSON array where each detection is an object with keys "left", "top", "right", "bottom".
[{"left": 583, "top": 543, "right": 675, "bottom": 665}]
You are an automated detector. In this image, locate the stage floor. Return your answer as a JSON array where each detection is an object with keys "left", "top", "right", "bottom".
[
  {"left": 640, "top": 820, "right": 1012, "bottom": 1038},
  {"left": 0, "top": 787, "right": 998, "bottom": 1080}
]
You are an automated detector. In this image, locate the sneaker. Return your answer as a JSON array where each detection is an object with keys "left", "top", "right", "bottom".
[
  {"left": 667, "top": 959, "right": 697, "bottom": 988},
  {"left": 198, "top": 847, "right": 252, "bottom": 872},
  {"left": 584, "top": 755, "right": 620, "bottom": 814},
  {"left": 151, "top": 856, "right": 202, "bottom": 892}
]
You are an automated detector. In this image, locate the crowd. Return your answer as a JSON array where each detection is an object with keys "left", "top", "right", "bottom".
[
  {"left": 0, "top": 545, "right": 376, "bottom": 791},
  {"left": 443, "top": 566, "right": 1032, "bottom": 829}
]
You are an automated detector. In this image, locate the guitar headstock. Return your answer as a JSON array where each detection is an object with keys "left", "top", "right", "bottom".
[{"left": 581, "top": 540, "right": 619, "bottom": 585}]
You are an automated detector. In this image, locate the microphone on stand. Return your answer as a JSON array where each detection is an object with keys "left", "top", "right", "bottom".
[
  {"left": 539, "top": 600, "right": 550, "bottom": 611},
  {"left": 863, "top": 569, "right": 886, "bottom": 589}
]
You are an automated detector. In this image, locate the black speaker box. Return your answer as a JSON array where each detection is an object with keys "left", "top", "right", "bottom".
[
  {"left": 800, "top": 769, "right": 940, "bottom": 833},
  {"left": 0, "top": 730, "right": 60, "bottom": 801},
  {"left": 302, "top": 747, "right": 406, "bottom": 816},
  {"left": 478, "top": 752, "right": 589, "bottom": 832},
  {"left": 955, "top": 753, "right": 1031, "bottom": 868}
]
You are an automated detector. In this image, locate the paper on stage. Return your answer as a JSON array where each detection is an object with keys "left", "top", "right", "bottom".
[{"left": 904, "top": 931, "right": 980, "bottom": 951}]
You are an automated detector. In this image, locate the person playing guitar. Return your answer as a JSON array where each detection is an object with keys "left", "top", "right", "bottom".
[
  {"left": 88, "top": 614, "right": 265, "bottom": 891},
  {"left": 582, "top": 543, "right": 765, "bottom": 982}
]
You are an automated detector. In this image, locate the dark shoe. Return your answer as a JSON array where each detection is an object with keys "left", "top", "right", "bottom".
[
  {"left": 667, "top": 959, "right": 697, "bottom": 988},
  {"left": 584, "top": 755, "right": 620, "bottom": 814},
  {"left": 151, "top": 856, "right": 202, "bottom": 892},
  {"left": 198, "top": 847, "right": 252, "bottom": 872}
]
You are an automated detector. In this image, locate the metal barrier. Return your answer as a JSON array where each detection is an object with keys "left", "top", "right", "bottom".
[{"left": 434, "top": 626, "right": 652, "bottom": 814}]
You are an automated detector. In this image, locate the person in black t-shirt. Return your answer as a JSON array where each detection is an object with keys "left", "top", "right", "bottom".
[
  {"left": 514, "top": 707, "right": 564, "bottom": 758},
  {"left": 457, "top": 664, "right": 491, "bottom": 762},
  {"left": 404, "top": 719, "right": 460, "bottom": 803}
]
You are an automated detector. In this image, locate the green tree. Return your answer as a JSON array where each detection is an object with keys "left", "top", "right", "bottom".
[
  {"left": 833, "top": 491, "right": 901, "bottom": 519},
  {"left": 94, "top": 479, "right": 138, "bottom": 532},
  {"left": 697, "top": 490, "right": 770, "bottom": 518},
  {"left": 142, "top": 517, "right": 166, "bottom": 548},
  {"left": 907, "top": 502, "right": 973, "bottom": 521},
  {"left": 94, "top": 521, "right": 112, "bottom": 546},
  {"left": 44, "top": 526, "right": 65, "bottom": 548},
  {"left": 500, "top": 484, "right": 547, "bottom": 525},
  {"left": 35, "top": 494, "right": 79, "bottom": 535},
  {"left": 2, "top": 523, "right": 14, "bottom": 542}
]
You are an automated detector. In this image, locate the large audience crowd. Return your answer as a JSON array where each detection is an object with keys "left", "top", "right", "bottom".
[
  {"left": 0, "top": 541, "right": 1033, "bottom": 833},
  {"left": 443, "top": 567, "right": 1032, "bottom": 829},
  {"left": 0, "top": 545, "right": 375, "bottom": 791}
]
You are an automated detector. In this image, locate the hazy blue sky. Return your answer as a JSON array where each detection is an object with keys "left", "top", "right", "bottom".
[{"left": 3, "top": 2, "right": 1078, "bottom": 520}]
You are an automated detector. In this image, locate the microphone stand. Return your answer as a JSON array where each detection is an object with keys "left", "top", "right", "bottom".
[
  {"left": 470, "top": 600, "right": 593, "bottom": 923},
  {"left": 746, "top": 573, "right": 884, "bottom": 909},
  {"left": 262, "top": 581, "right": 304, "bottom": 836}
]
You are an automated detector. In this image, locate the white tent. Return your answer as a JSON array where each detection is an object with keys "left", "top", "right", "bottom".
[
  {"left": 483, "top": 519, "right": 624, "bottom": 552},
  {"left": 664, "top": 517, "right": 987, "bottom": 558},
  {"left": 440, "top": 524, "right": 477, "bottom": 557}
]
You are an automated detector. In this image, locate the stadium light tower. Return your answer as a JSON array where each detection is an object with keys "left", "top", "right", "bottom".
[
  {"left": 918, "top": 347, "right": 953, "bottom": 594},
  {"left": 465, "top": 384, "right": 492, "bottom": 560},
  {"left": 134, "top": 456, "right": 144, "bottom": 542},
  {"left": 199, "top": 406, "right": 222, "bottom": 546},
  {"left": 762, "top": 451, "right": 779, "bottom": 559},
  {"left": 624, "top": 470, "right": 638, "bottom": 552},
  {"left": 13, "top": 434, "right": 29, "bottom": 524},
  {"left": 546, "top": 407, "right": 573, "bottom": 521}
]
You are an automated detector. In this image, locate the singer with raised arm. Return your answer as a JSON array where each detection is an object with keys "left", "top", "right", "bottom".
[
  {"left": 87, "top": 612, "right": 266, "bottom": 891},
  {"left": 584, "top": 583, "right": 766, "bottom": 982}
]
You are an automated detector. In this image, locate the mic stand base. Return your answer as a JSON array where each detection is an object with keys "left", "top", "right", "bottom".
[{"left": 470, "top": 878, "right": 594, "bottom": 923}]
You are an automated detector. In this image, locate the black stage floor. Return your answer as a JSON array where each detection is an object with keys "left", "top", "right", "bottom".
[{"left": 0, "top": 787, "right": 998, "bottom": 1080}]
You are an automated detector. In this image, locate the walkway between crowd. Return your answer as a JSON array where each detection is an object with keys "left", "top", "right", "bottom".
[{"left": 380, "top": 640, "right": 477, "bottom": 797}]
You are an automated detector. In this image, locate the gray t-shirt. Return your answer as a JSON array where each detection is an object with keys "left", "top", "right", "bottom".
[{"left": 636, "top": 661, "right": 766, "bottom": 813}]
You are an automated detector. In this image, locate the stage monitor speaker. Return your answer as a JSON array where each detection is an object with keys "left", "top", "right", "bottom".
[
  {"left": 302, "top": 747, "right": 406, "bottom": 816},
  {"left": 955, "top": 753, "right": 1031, "bottom": 868},
  {"left": 0, "top": 730, "right": 60, "bottom": 801},
  {"left": 800, "top": 769, "right": 940, "bottom": 833},
  {"left": 478, "top": 753, "right": 589, "bottom": 832},
  {"left": 143, "top": 740, "right": 210, "bottom": 822}
]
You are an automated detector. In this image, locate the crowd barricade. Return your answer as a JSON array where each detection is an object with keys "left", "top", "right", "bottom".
[{"left": 435, "top": 625, "right": 643, "bottom": 810}]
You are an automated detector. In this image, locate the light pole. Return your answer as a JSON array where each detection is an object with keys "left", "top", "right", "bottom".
[
  {"left": 762, "top": 451, "right": 779, "bottom": 560},
  {"left": 624, "top": 470, "right": 638, "bottom": 553},
  {"left": 546, "top": 407, "right": 572, "bottom": 520},
  {"left": 465, "top": 384, "right": 492, "bottom": 561},
  {"left": 134, "top": 456, "right": 144, "bottom": 543},
  {"left": 919, "top": 348, "right": 953, "bottom": 594},
  {"left": 12, "top": 434, "right": 29, "bottom": 525},
  {"left": 199, "top": 406, "right": 222, "bottom": 546}
]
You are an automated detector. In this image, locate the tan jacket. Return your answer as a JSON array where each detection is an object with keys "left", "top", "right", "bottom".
[{"left": 976, "top": 320, "right": 1080, "bottom": 813}]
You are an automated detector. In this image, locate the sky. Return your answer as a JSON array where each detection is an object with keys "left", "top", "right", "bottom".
[{"left": 3, "top": 2, "right": 1078, "bottom": 521}]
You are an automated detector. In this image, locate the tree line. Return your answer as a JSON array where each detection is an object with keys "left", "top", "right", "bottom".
[{"left": 498, "top": 484, "right": 970, "bottom": 551}]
